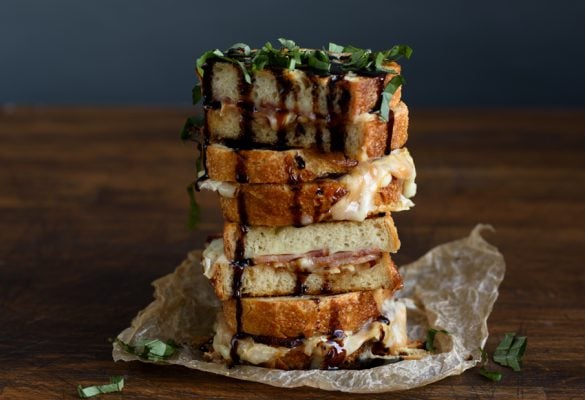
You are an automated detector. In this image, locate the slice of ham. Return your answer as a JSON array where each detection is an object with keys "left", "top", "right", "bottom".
[{"left": 253, "top": 248, "right": 382, "bottom": 269}]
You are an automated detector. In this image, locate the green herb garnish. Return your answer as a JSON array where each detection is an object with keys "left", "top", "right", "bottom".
[
  {"left": 191, "top": 84, "right": 201, "bottom": 105},
  {"left": 195, "top": 39, "right": 411, "bottom": 77},
  {"left": 186, "top": 183, "right": 200, "bottom": 230},
  {"left": 115, "top": 338, "right": 179, "bottom": 362},
  {"left": 77, "top": 376, "right": 124, "bottom": 398},
  {"left": 493, "top": 332, "right": 527, "bottom": 371},
  {"left": 478, "top": 347, "right": 503, "bottom": 382},
  {"left": 379, "top": 75, "right": 404, "bottom": 122},
  {"left": 180, "top": 116, "right": 203, "bottom": 141},
  {"left": 425, "top": 328, "right": 449, "bottom": 352}
]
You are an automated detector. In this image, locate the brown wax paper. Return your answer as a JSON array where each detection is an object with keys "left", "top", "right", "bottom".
[{"left": 113, "top": 224, "right": 505, "bottom": 393}]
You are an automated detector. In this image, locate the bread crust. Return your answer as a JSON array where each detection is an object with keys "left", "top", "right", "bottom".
[
  {"left": 223, "top": 214, "right": 401, "bottom": 261},
  {"left": 205, "top": 101, "right": 408, "bottom": 161},
  {"left": 223, "top": 289, "right": 392, "bottom": 338},
  {"left": 206, "top": 145, "right": 358, "bottom": 184},
  {"left": 208, "top": 253, "right": 403, "bottom": 301},
  {"left": 218, "top": 179, "right": 404, "bottom": 226},
  {"left": 206, "top": 61, "right": 402, "bottom": 116}
]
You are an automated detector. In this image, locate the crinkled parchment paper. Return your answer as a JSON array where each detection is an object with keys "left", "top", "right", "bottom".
[{"left": 113, "top": 225, "right": 505, "bottom": 393}]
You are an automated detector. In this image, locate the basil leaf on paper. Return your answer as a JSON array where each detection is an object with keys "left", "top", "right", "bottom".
[
  {"left": 115, "top": 338, "right": 180, "bottom": 361},
  {"left": 425, "top": 328, "right": 449, "bottom": 352}
]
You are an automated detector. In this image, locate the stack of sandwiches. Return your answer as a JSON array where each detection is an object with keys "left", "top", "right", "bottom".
[{"left": 185, "top": 39, "right": 425, "bottom": 369}]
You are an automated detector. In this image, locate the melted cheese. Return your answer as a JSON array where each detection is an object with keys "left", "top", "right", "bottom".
[
  {"left": 198, "top": 179, "right": 237, "bottom": 198},
  {"left": 201, "top": 238, "right": 227, "bottom": 278},
  {"left": 211, "top": 301, "right": 408, "bottom": 366},
  {"left": 330, "top": 148, "right": 417, "bottom": 221}
]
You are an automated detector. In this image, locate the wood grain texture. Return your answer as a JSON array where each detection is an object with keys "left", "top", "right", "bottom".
[{"left": 0, "top": 107, "right": 584, "bottom": 399}]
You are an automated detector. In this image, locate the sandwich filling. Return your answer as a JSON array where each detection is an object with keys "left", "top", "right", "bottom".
[
  {"left": 198, "top": 148, "right": 416, "bottom": 223},
  {"left": 202, "top": 238, "right": 383, "bottom": 278},
  {"left": 210, "top": 299, "right": 408, "bottom": 368}
]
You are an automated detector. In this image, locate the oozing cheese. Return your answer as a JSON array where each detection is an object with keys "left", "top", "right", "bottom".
[
  {"left": 211, "top": 301, "right": 408, "bottom": 366},
  {"left": 197, "top": 173, "right": 237, "bottom": 198},
  {"left": 330, "top": 148, "right": 416, "bottom": 221}
]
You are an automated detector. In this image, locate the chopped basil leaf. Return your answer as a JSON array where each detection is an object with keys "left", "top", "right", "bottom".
[
  {"left": 385, "top": 44, "right": 413, "bottom": 60},
  {"left": 236, "top": 60, "right": 252, "bottom": 84},
  {"left": 379, "top": 75, "right": 405, "bottom": 122},
  {"left": 493, "top": 333, "right": 527, "bottom": 371},
  {"left": 328, "top": 42, "right": 345, "bottom": 53},
  {"left": 180, "top": 116, "right": 202, "bottom": 141},
  {"left": 227, "top": 42, "right": 251, "bottom": 56},
  {"left": 425, "top": 328, "right": 449, "bottom": 352},
  {"left": 479, "top": 368, "right": 503, "bottom": 382},
  {"left": 195, "top": 50, "right": 219, "bottom": 76},
  {"left": 116, "top": 338, "right": 180, "bottom": 361},
  {"left": 307, "top": 50, "right": 330, "bottom": 71},
  {"left": 77, "top": 376, "right": 124, "bottom": 398},
  {"left": 278, "top": 38, "right": 297, "bottom": 50},
  {"left": 191, "top": 84, "right": 201, "bottom": 105},
  {"left": 478, "top": 347, "right": 503, "bottom": 381}
]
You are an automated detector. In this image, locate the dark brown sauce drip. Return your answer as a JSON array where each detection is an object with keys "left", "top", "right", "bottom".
[
  {"left": 293, "top": 272, "right": 308, "bottom": 296},
  {"left": 313, "top": 186, "right": 324, "bottom": 223},
  {"left": 322, "top": 337, "right": 347, "bottom": 369},
  {"left": 376, "top": 315, "right": 390, "bottom": 325},
  {"left": 236, "top": 190, "right": 248, "bottom": 226},
  {"left": 384, "top": 109, "right": 395, "bottom": 155},
  {"left": 234, "top": 151, "right": 249, "bottom": 183},
  {"left": 294, "top": 154, "right": 305, "bottom": 169},
  {"left": 308, "top": 74, "right": 325, "bottom": 151},
  {"left": 228, "top": 224, "right": 252, "bottom": 367},
  {"left": 321, "top": 278, "right": 332, "bottom": 294},
  {"left": 290, "top": 184, "right": 303, "bottom": 227},
  {"left": 274, "top": 70, "right": 294, "bottom": 149},
  {"left": 326, "top": 75, "right": 350, "bottom": 153},
  {"left": 250, "top": 334, "right": 305, "bottom": 349},
  {"left": 235, "top": 62, "right": 255, "bottom": 145},
  {"left": 199, "top": 337, "right": 213, "bottom": 353},
  {"left": 372, "top": 75, "right": 386, "bottom": 112},
  {"left": 370, "top": 341, "right": 389, "bottom": 356}
]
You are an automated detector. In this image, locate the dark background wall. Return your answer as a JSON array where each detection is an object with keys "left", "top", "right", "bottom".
[{"left": 1, "top": 0, "right": 583, "bottom": 107}]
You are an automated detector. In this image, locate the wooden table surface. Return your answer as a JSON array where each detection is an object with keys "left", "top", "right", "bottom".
[{"left": 1, "top": 107, "right": 584, "bottom": 399}]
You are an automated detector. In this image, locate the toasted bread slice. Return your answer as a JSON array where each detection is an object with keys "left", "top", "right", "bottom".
[
  {"left": 205, "top": 101, "right": 408, "bottom": 161},
  {"left": 204, "top": 103, "right": 408, "bottom": 184},
  {"left": 219, "top": 178, "right": 411, "bottom": 226},
  {"left": 206, "top": 144, "right": 358, "bottom": 184},
  {"left": 223, "top": 288, "right": 392, "bottom": 338},
  {"left": 222, "top": 214, "right": 400, "bottom": 261},
  {"left": 204, "top": 60, "right": 402, "bottom": 117},
  {"left": 204, "top": 245, "right": 402, "bottom": 300},
  {"left": 200, "top": 148, "right": 416, "bottom": 226},
  {"left": 207, "top": 300, "right": 426, "bottom": 369}
]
